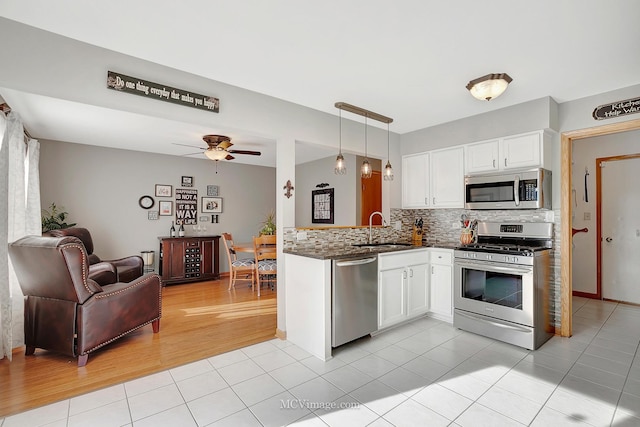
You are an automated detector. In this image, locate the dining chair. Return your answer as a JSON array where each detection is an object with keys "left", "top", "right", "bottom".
[
  {"left": 221, "top": 233, "right": 255, "bottom": 291},
  {"left": 253, "top": 234, "right": 277, "bottom": 297}
]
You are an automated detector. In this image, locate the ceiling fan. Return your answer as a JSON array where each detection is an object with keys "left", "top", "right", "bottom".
[{"left": 174, "top": 134, "right": 261, "bottom": 161}]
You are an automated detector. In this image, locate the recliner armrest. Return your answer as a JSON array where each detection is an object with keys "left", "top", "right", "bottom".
[
  {"left": 104, "top": 255, "right": 144, "bottom": 269},
  {"left": 88, "top": 262, "right": 117, "bottom": 286}
]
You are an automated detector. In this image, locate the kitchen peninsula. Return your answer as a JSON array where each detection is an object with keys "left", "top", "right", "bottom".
[{"left": 284, "top": 242, "right": 456, "bottom": 360}]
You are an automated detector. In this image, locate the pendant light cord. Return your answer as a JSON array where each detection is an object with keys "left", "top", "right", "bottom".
[{"left": 339, "top": 109, "right": 342, "bottom": 153}]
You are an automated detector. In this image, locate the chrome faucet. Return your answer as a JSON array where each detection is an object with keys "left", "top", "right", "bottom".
[{"left": 369, "top": 211, "right": 387, "bottom": 244}]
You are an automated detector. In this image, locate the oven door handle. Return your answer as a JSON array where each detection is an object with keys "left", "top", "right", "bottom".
[
  {"left": 514, "top": 175, "right": 520, "bottom": 206},
  {"left": 456, "top": 311, "right": 532, "bottom": 333},
  {"left": 455, "top": 260, "right": 532, "bottom": 275}
]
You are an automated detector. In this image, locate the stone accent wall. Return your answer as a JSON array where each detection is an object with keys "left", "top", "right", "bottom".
[{"left": 285, "top": 207, "right": 562, "bottom": 328}]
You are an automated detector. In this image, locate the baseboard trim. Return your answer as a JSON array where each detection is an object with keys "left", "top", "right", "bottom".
[
  {"left": 275, "top": 328, "right": 286, "bottom": 340},
  {"left": 572, "top": 290, "right": 599, "bottom": 299}
]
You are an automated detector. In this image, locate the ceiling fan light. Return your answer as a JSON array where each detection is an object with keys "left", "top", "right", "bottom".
[
  {"left": 204, "top": 149, "right": 228, "bottom": 161},
  {"left": 466, "top": 73, "right": 512, "bottom": 101}
]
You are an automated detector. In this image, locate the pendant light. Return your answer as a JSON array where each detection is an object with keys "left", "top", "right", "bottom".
[
  {"left": 361, "top": 116, "right": 372, "bottom": 179},
  {"left": 383, "top": 122, "right": 394, "bottom": 181},
  {"left": 334, "top": 108, "right": 347, "bottom": 175}
]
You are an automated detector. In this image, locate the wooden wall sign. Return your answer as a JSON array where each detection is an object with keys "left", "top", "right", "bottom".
[
  {"left": 592, "top": 96, "right": 640, "bottom": 120},
  {"left": 175, "top": 188, "right": 198, "bottom": 225},
  {"left": 107, "top": 71, "right": 220, "bottom": 113}
]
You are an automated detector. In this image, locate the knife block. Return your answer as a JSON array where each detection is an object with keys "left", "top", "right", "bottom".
[{"left": 412, "top": 226, "right": 423, "bottom": 245}]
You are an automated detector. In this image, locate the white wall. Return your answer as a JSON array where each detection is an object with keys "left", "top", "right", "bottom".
[
  {"left": 571, "top": 129, "right": 640, "bottom": 294},
  {"left": 39, "top": 139, "right": 276, "bottom": 274}
]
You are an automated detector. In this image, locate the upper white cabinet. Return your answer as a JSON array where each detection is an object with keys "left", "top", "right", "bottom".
[
  {"left": 501, "top": 132, "right": 541, "bottom": 170},
  {"left": 402, "top": 147, "right": 464, "bottom": 209},
  {"left": 465, "top": 139, "right": 500, "bottom": 173},
  {"left": 465, "top": 130, "right": 551, "bottom": 174},
  {"left": 402, "top": 153, "right": 430, "bottom": 209},
  {"left": 430, "top": 146, "right": 464, "bottom": 208}
]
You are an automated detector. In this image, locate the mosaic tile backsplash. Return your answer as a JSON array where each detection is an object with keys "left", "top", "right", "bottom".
[{"left": 284, "top": 207, "right": 561, "bottom": 328}]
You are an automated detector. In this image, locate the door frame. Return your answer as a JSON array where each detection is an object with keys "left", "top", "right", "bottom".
[
  {"left": 596, "top": 153, "right": 640, "bottom": 300},
  {"left": 560, "top": 118, "right": 640, "bottom": 337}
]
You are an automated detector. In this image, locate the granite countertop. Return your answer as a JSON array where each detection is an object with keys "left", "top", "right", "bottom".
[{"left": 284, "top": 242, "right": 459, "bottom": 260}]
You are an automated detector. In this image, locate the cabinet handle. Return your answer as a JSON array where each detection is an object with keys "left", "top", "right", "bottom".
[
  {"left": 493, "top": 159, "right": 496, "bottom": 168},
  {"left": 425, "top": 197, "right": 428, "bottom": 205},
  {"left": 403, "top": 271, "right": 407, "bottom": 279},
  {"left": 432, "top": 266, "right": 434, "bottom": 274},
  {"left": 409, "top": 268, "right": 413, "bottom": 278},
  {"left": 504, "top": 158, "right": 507, "bottom": 167},
  {"left": 433, "top": 197, "right": 435, "bottom": 205}
]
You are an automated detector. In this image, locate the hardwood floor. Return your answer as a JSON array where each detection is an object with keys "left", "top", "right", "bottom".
[{"left": 0, "top": 279, "right": 277, "bottom": 418}]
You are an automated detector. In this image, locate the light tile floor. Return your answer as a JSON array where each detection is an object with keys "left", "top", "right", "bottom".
[{"left": 2, "top": 297, "right": 640, "bottom": 427}]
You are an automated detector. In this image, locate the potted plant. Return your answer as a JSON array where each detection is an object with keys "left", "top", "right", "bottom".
[
  {"left": 41, "top": 202, "right": 76, "bottom": 232},
  {"left": 259, "top": 210, "right": 276, "bottom": 235}
]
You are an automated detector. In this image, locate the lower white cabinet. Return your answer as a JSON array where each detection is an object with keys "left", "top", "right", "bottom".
[
  {"left": 428, "top": 249, "right": 453, "bottom": 322},
  {"left": 378, "top": 249, "right": 429, "bottom": 329}
]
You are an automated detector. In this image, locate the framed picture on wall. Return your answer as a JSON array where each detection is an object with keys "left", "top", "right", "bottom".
[
  {"left": 159, "top": 201, "right": 173, "bottom": 216},
  {"left": 312, "top": 188, "right": 334, "bottom": 224},
  {"left": 155, "top": 184, "right": 172, "bottom": 197},
  {"left": 181, "top": 176, "right": 194, "bottom": 187},
  {"left": 206, "top": 185, "right": 219, "bottom": 196},
  {"left": 202, "top": 197, "right": 222, "bottom": 213}
]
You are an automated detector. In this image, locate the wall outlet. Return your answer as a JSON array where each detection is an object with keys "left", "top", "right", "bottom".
[
  {"left": 451, "top": 221, "right": 460, "bottom": 229},
  {"left": 394, "top": 220, "right": 402, "bottom": 231},
  {"left": 296, "top": 231, "right": 308, "bottom": 241},
  {"left": 584, "top": 212, "right": 591, "bottom": 221}
]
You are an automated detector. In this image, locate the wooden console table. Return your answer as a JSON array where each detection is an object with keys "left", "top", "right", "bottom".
[{"left": 158, "top": 235, "right": 220, "bottom": 285}]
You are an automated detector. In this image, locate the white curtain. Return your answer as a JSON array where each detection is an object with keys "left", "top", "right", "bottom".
[{"left": 0, "top": 111, "right": 40, "bottom": 361}]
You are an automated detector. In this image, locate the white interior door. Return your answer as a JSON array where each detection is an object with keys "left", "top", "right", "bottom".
[{"left": 601, "top": 157, "right": 640, "bottom": 303}]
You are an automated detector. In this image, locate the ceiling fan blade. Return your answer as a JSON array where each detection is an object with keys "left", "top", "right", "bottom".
[
  {"left": 172, "top": 142, "right": 204, "bottom": 150},
  {"left": 180, "top": 151, "right": 206, "bottom": 157},
  {"left": 228, "top": 150, "right": 261, "bottom": 156},
  {"left": 225, "top": 154, "right": 235, "bottom": 160},
  {"left": 218, "top": 141, "right": 233, "bottom": 150}
]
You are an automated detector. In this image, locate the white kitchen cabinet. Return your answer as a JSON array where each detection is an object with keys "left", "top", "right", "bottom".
[
  {"left": 501, "top": 131, "right": 541, "bottom": 170},
  {"left": 378, "top": 249, "right": 429, "bottom": 329},
  {"left": 465, "top": 130, "right": 551, "bottom": 174},
  {"left": 406, "top": 263, "right": 430, "bottom": 318},
  {"left": 428, "top": 249, "right": 453, "bottom": 323},
  {"left": 402, "top": 153, "right": 430, "bottom": 208},
  {"left": 430, "top": 146, "right": 464, "bottom": 208},
  {"left": 465, "top": 139, "right": 500, "bottom": 173},
  {"left": 379, "top": 267, "right": 407, "bottom": 327}
]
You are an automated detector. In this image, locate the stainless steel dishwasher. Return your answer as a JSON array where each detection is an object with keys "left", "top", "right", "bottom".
[{"left": 332, "top": 255, "right": 378, "bottom": 347}]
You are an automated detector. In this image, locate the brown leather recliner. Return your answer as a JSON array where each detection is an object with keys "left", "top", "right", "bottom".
[
  {"left": 47, "top": 227, "right": 143, "bottom": 283},
  {"left": 8, "top": 235, "right": 162, "bottom": 367}
]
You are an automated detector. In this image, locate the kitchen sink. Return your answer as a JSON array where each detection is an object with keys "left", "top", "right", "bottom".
[{"left": 352, "top": 242, "right": 412, "bottom": 249}]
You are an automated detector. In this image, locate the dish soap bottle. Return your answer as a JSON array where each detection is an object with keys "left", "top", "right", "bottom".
[
  {"left": 178, "top": 222, "right": 185, "bottom": 237},
  {"left": 169, "top": 221, "right": 176, "bottom": 237}
]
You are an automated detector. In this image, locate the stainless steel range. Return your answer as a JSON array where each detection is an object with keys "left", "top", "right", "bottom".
[{"left": 453, "top": 221, "right": 554, "bottom": 350}]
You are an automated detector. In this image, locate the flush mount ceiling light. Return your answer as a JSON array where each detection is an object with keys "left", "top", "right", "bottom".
[
  {"left": 466, "top": 73, "right": 513, "bottom": 101},
  {"left": 334, "top": 102, "right": 393, "bottom": 179}
]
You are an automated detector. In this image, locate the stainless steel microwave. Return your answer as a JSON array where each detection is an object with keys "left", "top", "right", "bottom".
[{"left": 464, "top": 168, "right": 552, "bottom": 210}]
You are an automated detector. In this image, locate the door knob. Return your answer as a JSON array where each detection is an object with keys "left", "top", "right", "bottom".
[{"left": 605, "top": 237, "right": 613, "bottom": 242}]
